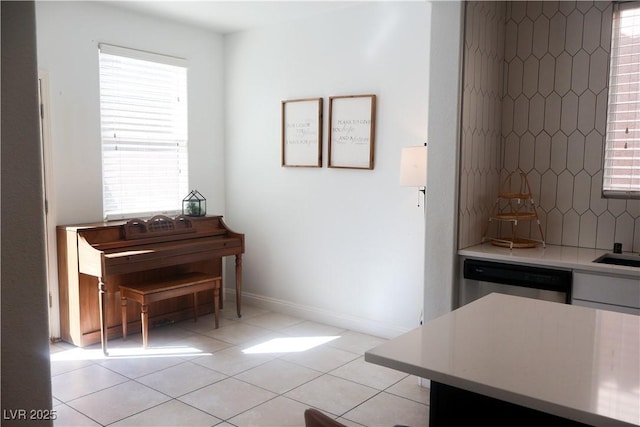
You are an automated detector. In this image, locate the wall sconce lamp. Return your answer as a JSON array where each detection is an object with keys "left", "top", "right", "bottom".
[{"left": 400, "top": 143, "right": 427, "bottom": 207}]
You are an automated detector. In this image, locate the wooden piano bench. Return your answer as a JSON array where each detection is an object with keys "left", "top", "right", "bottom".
[{"left": 119, "top": 272, "right": 221, "bottom": 348}]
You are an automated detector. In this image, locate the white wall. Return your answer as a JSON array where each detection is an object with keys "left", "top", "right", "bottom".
[
  {"left": 224, "top": 2, "right": 430, "bottom": 337},
  {"left": 35, "top": 1, "right": 225, "bottom": 226},
  {"left": 35, "top": 1, "right": 444, "bottom": 339}
]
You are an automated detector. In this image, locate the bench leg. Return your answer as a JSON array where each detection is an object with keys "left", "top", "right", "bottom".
[
  {"left": 121, "top": 297, "right": 128, "bottom": 340},
  {"left": 141, "top": 304, "right": 149, "bottom": 348},
  {"left": 214, "top": 280, "right": 220, "bottom": 329},
  {"left": 193, "top": 292, "right": 198, "bottom": 322}
]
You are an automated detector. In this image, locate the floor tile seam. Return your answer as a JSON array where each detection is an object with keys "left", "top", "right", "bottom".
[
  {"left": 278, "top": 329, "right": 350, "bottom": 340},
  {"left": 381, "top": 388, "right": 429, "bottom": 408},
  {"left": 225, "top": 309, "right": 268, "bottom": 321},
  {"left": 177, "top": 386, "right": 281, "bottom": 424},
  {"left": 382, "top": 387, "right": 431, "bottom": 407},
  {"left": 61, "top": 388, "right": 124, "bottom": 425},
  {"left": 273, "top": 350, "right": 361, "bottom": 374},
  {"left": 336, "top": 389, "right": 386, "bottom": 421},
  {"left": 162, "top": 371, "right": 230, "bottom": 399},
  {"left": 257, "top": 355, "right": 327, "bottom": 375},
  {"left": 172, "top": 398, "right": 227, "bottom": 426},
  {"left": 322, "top": 371, "right": 385, "bottom": 392},
  {"left": 127, "top": 376, "right": 181, "bottom": 401},
  {"left": 57, "top": 402, "right": 106, "bottom": 427},
  {"left": 338, "top": 397, "right": 429, "bottom": 427},
  {"left": 106, "top": 392, "right": 228, "bottom": 427},
  {"left": 327, "top": 359, "right": 414, "bottom": 389},
  {"left": 51, "top": 370, "right": 131, "bottom": 403},
  {"left": 374, "top": 372, "right": 410, "bottom": 391},
  {"left": 274, "top": 394, "right": 343, "bottom": 420},
  {"left": 49, "top": 362, "right": 98, "bottom": 378},
  {"left": 212, "top": 353, "right": 279, "bottom": 377},
  {"left": 340, "top": 388, "right": 430, "bottom": 421},
  {"left": 103, "top": 399, "right": 172, "bottom": 427},
  {"left": 230, "top": 369, "right": 323, "bottom": 396},
  {"left": 226, "top": 395, "right": 356, "bottom": 427},
  {"left": 222, "top": 393, "right": 286, "bottom": 424},
  {"left": 324, "top": 343, "right": 367, "bottom": 356},
  {"left": 181, "top": 357, "right": 235, "bottom": 377},
  {"left": 61, "top": 376, "right": 174, "bottom": 409},
  {"left": 107, "top": 377, "right": 177, "bottom": 420},
  {"left": 172, "top": 339, "right": 236, "bottom": 358},
  {"left": 230, "top": 369, "right": 409, "bottom": 425},
  {"left": 197, "top": 327, "right": 279, "bottom": 346},
  {"left": 278, "top": 372, "right": 381, "bottom": 417},
  {"left": 189, "top": 334, "right": 244, "bottom": 347},
  {"left": 241, "top": 318, "right": 307, "bottom": 332},
  {"left": 269, "top": 354, "right": 333, "bottom": 374},
  {"left": 94, "top": 358, "right": 185, "bottom": 381},
  {"left": 173, "top": 317, "right": 241, "bottom": 333},
  {"left": 381, "top": 374, "right": 431, "bottom": 405},
  {"left": 104, "top": 397, "right": 224, "bottom": 427}
]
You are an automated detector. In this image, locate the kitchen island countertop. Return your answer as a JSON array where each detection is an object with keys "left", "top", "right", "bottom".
[{"left": 365, "top": 293, "right": 640, "bottom": 426}]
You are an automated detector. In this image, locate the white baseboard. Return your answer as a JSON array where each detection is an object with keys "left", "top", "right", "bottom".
[{"left": 225, "top": 289, "right": 411, "bottom": 339}]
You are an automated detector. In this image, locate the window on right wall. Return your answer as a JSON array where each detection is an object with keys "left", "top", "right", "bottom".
[{"left": 603, "top": 1, "right": 640, "bottom": 198}]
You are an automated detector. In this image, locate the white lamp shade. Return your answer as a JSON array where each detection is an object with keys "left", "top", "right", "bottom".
[{"left": 400, "top": 145, "right": 427, "bottom": 187}]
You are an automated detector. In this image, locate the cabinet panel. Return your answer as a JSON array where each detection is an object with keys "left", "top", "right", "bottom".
[
  {"left": 572, "top": 298, "right": 639, "bottom": 315},
  {"left": 572, "top": 271, "right": 640, "bottom": 314}
]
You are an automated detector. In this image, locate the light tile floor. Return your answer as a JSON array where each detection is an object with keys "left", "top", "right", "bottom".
[{"left": 50, "top": 303, "right": 429, "bottom": 427}]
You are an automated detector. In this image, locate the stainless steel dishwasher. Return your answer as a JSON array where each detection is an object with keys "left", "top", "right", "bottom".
[{"left": 461, "top": 258, "right": 572, "bottom": 306}]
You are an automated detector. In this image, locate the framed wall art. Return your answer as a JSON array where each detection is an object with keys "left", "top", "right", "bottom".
[
  {"left": 281, "top": 97, "right": 323, "bottom": 167},
  {"left": 328, "top": 94, "right": 376, "bottom": 169}
]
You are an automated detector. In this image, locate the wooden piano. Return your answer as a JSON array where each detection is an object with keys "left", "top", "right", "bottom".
[{"left": 57, "top": 215, "right": 244, "bottom": 354}]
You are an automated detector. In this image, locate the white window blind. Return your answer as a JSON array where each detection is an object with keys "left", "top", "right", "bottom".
[
  {"left": 603, "top": 2, "right": 640, "bottom": 198},
  {"left": 99, "top": 44, "right": 188, "bottom": 220}
]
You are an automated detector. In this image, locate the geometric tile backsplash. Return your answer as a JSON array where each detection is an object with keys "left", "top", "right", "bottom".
[{"left": 459, "top": 1, "right": 640, "bottom": 253}]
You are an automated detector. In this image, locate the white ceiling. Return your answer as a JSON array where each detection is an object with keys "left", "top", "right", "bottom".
[{"left": 106, "top": 1, "right": 361, "bottom": 34}]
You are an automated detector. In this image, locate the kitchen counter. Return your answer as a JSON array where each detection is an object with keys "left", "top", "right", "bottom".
[
  {"left": 459, "top": 243, "right": 640, "bottom": 277},
  {"left": 365, "top": 293, "right": 640, "bottom": 426}
]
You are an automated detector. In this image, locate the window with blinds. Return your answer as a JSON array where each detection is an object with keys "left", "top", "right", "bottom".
[
  {"left": 603, "top": 2, "right": 640, "bottom": 198},
  {"left": 99, "top": 44, "right": 188, "bottom": 220}
]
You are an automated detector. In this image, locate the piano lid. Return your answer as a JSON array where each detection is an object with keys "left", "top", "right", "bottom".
[{"left": 71, "top": 215, "right": 235, "bottom": 251}]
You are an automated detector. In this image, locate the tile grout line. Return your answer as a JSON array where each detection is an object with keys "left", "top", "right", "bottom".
[{"left": 50, "top": 306, "right": 429, "bottom": 427}]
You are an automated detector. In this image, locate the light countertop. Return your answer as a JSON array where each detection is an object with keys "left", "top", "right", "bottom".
[
  {"left": 459, "top": 243, "right": 640, "bottom": 277},
  {"left": 365, "top": 293, "right": 640, "bottom": 427}
]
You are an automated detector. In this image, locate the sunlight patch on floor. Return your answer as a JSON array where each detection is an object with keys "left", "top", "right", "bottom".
[
  {"left": 50, "top": 345, "right": 211, "bottom": 361},
  {"left": 242, "top": 336, "right": 340, "bottom": 354}
]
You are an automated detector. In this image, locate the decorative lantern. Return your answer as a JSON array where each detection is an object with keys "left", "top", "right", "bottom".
[{"left": 182, "top": 190, "right": 206, "bottom": 217}]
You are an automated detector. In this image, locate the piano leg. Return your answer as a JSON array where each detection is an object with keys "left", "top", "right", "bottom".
[
  {"left": 121, "top": 296, "right": 128, "bottom": 340},
  {"left": 236, "top": 254, "right": 243, "bottom": 318},
  {"left": 98, "top": 278, "right": 108, "bottom": 356},
  {"left": 193, "top": 292, "right": 198, "bottom": 322},
  {"left": 141, "top": 304, "right": 149, "bottom": 348}
]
